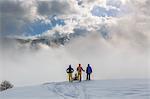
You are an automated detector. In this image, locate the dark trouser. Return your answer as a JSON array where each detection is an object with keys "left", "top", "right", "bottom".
[{"left": 86, "top": 73, "right": 91, "bottom": 80}]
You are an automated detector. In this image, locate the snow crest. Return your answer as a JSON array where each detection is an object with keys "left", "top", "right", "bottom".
[{"left": 0, "top": 79, "right": 149, "bottom": 99}]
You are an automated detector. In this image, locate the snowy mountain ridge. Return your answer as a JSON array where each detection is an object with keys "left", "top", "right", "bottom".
[{"left": 0, "top": 79, "right": 149, "bottom": 99}]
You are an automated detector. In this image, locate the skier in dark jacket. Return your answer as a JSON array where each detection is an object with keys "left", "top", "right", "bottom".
[
  {"left": 86, "top": 64, "right": 92, "bottom": 80},
  {"left": 66, "top": 65, "right": 74, "bottom": 82}
]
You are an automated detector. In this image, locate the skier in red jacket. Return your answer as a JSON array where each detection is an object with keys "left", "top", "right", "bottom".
[{"left": 77, "top": 64, "right": 85, "bottom": 82}]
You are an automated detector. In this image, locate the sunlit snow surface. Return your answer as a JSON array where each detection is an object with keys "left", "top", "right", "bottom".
[{"left": 0, "top": 79, "right": 150, "bottom": 99}]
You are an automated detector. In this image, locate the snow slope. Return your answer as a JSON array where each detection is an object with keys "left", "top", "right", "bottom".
[{"left": 0, "top": 79, "right": 150, "bottom": 99}]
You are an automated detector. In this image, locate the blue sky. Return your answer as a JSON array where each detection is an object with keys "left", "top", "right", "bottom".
[
  {"left": 23, "top": 5, "right": 121, "bottom": 36},
  {"left": 23, "top": 15, "right": 65, "bottom": 36}
]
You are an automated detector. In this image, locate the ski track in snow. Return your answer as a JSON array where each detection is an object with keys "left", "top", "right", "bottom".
[
  {"left": 46, "top": 81, "right": 87, "bottom": 99},
  {"left": 45, "top": 80, "right": 150, "bottom": 99}
]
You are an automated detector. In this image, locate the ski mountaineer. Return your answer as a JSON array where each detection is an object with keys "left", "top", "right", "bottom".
[
  {"left": 66, "top": 65, "right": 74, "bottom": 82},
  {"left": 73, "top": 73, "right": 78, "bottom": 81},
  {"left": 86, "top": 64, "right": 92, "bottom": 80},
  {"left": 77, "top": 64, "right": 85, "bottom": 82}
]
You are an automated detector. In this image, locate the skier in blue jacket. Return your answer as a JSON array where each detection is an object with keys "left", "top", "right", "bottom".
[{"left": 86, "top": 64, "right": 92, "bottom": 80}]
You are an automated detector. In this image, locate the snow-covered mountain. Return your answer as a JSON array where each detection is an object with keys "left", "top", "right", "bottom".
[
  {"left": 15, "top": 33, "right": 70, "bottom": 49},
  {"left": 0, "top": 34, "right": 68, "bottom": 51},
  {"left": 0, "top": 79, "right": 149, "bottom": 99},
  {"left": 3, "top": 29, "right": 89, "bottom": 50}
]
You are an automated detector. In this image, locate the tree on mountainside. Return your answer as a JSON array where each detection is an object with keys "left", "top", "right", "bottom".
[{"left": 0, "top": 80, "right": 13, "bottom": 91}]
